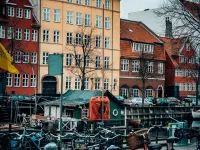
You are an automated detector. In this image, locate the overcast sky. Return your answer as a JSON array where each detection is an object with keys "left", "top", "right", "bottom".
[{"left": 120, "top": 0, "right": 165, "bottom": 19}]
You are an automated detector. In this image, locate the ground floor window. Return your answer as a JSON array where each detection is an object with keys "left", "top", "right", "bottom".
[
  {"left": 81, "top": 109, "right": 88, "bottom": 119},
  {"left": 132, "top": 88, "right": 139, "bottom": 97},
  {"left": 146, "top": 89, "right": 153, "bottom": 97},
  {"left": 120, "top": 88, "right": 128, "bottom": 98}
]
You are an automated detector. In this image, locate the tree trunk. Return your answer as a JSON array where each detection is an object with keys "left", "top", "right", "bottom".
[
  {"left": 81, "top": 73, "right": 85, "bottom": 90},
  {"left": 142, "top": 80, "right": 145, "bottom": 111}
]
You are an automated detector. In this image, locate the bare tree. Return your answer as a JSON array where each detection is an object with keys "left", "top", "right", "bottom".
[
  {"left": 155, "top": 0, "right": 200, "bottom": 105},
  {"left": 67, "top": 25, "right": 102, "bottom": 90}
]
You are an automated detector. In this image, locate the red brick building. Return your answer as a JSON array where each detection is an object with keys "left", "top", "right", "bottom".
[
  {"left": 162, "top": 37, "right": 197, "bottom": 99},
  {"left": 120, "top": 19, "right": 166, "bottom": 98},
  {"left": 0, "top": 0, "right": 40, "bottom": 95}
]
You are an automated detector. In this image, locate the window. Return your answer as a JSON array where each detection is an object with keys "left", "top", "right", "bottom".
[
  {"left": 31, "top": 52, "right": 37, "bottom": 64},
  {"left": 42, "top": 52, "right": 49, "bottom": 64},
  {"left": 104, "top": 78, "right": 109, "bottom": 90},
  {"left": 67, "top": 0, "right": 72, "bottom": 2},
  {"left": 158, "top": 63, "right": 164, "bottom": 74},
  {"left": 95, "top": 78, "right": 100, "bottom": 90},
  {"left": 15, "top": 51, "right": 21, "bottom": 63},
  {"left": 84, "top": 35, "right": 90, "bottom": 46},
  {"left": 30, "top": 75, "right": 36, "bottom": 87},
  {"left": 85, "top": 56, "right": 90, "bottom": 67},
  {"left": 95, "top": 56, "right": 101, "bottom": 68},
  {"left": 0, "top": 26, "right": 5, "bottom": 38},
  {"left": 84, "top": 78, "right": 89, "bottom": 90},
  {"left": 67, "top": 11, "right": 73, "bottom": 24},
  {"left": 16, "top": 28, "right": 22, "bottom": 40},
  {"left": 32, "top": 30, "right": 38, "bottom": 42},
  {"left": 113, "top": 78, "right": 117, "bottom": 91},
  {"left": 96, "top": 0, "right": 101, "bottom": 7},
  {"left": 24, "top": 29, "right": 30, "bottom": 41},
  {"left": 14, "top": 74, "right": 20, "bottom": 87},
  {"left": 75, "top": 54, "right": 81, "bottom": 66},
  {"left": 96, "top": 16, "right": 102, "bottom": 28},
  {"left": 16, "top": 8, "right": 23, "bottom": 18},
  {"left": 43, "top": 30, "right": 49, "bottom": 42},
  {"left": 76, "top": 0, "right": 82, "bottom": 4},
  {"left": 76, "top": 33, "right": 82, "bottom": 45},
  {"left": 54, "top": 31, "right": 60, "bottom": 43},
  {"left": 75, "top": 77, "right": 81, "bottom": 90},
  {"left": 186, "top": 43, "right": 190, "bottom": 51},
  {"left": 96, "top": 36, "right": 101, "bottom": 48},
  {"left": 23, "top": 52, "right": 29, "bottom": 63},
  {"left": 120, "top": 88, "right": 128, "bottom": 98},
  {"left": 105, "top": 37, "right": 110, "bottom": 48},
  {"left": 7, "top": 73, "right": 12, "bottom": 87},
  {"left": 76, "top": 12, "right": 82, "bottom": 25},
  {"left": 132, "top": 88, "right": 139, "bottom": 97},
  {"left": 22, "top": 74, "right": 28, "bottom": 87},
  {"left": 105, "top": 0, "right": 110, "bottom": 9},
  {"left": 43, "top": 8, "right": 50, "bottom": 21},
  {"left": 147, "top": 62, "right": 153, "bottom": 73},
  {"left": 85, "top": 0, "right": 90, "bottom": 5},
  {"left": 66, "top": 32, "right": 72, "bottom": 44},
  {"left": 54, "top": 9, "right": 60, "bottom": 22},
  {"left": 132, "top": 60, "right": 140, "bottom": 72},
  {"left": 105, "top": 17, "right": 110, "bottom": 29},
  {"left": 121, "top": 59, "right": 129, "bottom": 71},
  {"left": 24, "top": 9, "right": 31, "bottom": 19},
  {"left": 179, "top": 56, "right": 184, "bottom": 63},
  {"left": 66, "top": 77, "right": 72, "bottom": 89},
  {"left": 8, "top": 7, "right": 14, "bottom": 17},
  {"left": 132, "top": 42, "right": 154, "bottom": 53},
  {"left": 7, "top": 27, "right": 13, "bottom": 39},
  {"left": 146, "top": 89, "right": 153, "bottom": 97},
  {"left": 66, "top": 54, "right": 72, "bottom": 66},
  {"left": 81, "top": 109, "right": 88, "bottom": 118},
  {"left": 84, "top": 14, "right": 90, "bottom": 26},
  {"left": 104, "top": 56, "right": 109, "bottom": 69}
]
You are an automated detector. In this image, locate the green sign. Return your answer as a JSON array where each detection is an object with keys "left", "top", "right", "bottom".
[{"left": 48, "top": 54, "right": 63, "bottom": 75}]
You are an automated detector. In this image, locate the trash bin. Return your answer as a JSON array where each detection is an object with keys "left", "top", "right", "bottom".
[{"left": 168, "top": 122, "right": 188, "bottom": 146}]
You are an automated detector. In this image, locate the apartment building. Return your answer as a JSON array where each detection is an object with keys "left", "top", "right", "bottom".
[{"left": 39, "top": 0, "right": 120, "bottom": 95}]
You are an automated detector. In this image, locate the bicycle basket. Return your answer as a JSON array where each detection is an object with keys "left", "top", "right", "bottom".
[{"left": 127, "top": 128, "right": 150, "bottom": 150}]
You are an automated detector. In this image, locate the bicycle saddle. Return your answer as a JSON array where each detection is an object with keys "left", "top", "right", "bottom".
[
  {"left": 167, "top": 137, "right": 179, "bottom": 143},
  {"left": 147, "top": 143, "right": 162, "bottom": 150}
]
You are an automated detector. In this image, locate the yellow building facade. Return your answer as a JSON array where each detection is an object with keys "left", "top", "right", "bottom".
[{"left": 38, "top": 0, "right": 120, "bottom": 95}]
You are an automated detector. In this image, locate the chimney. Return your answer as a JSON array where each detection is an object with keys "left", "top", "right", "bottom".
[{"left": 165, "top": 17, "right": 172, "bottom": 38}]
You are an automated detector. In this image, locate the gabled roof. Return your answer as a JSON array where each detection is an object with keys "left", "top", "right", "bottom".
[
  {"left": 120, "top": 19, "right": 163, "bottom": 44},
  {"left": 183, "top": 1, "right": 200, "bottom": 20}
]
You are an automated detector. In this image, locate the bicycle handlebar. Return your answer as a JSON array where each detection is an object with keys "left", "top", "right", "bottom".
[{"left": 147, "top": 124, "right": 163, "bottom": 133}]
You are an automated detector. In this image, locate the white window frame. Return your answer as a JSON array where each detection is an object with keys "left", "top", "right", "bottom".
[
  {"left": 42, "top": 52, "right": 49, "bottom": 65},
  {"left": 121, "top": 59, "right": 129, "bottom": 71},
  {"left": 31, "top": 52, "right": 37, "bottom": 64},
  {"left": 30, "top": 75, "right": 36, "bottom": 87},
  {"left": 75, "top": 54, "right": 82, "bottom": 66},
  {"left": 96, "top": 36, "right": 101, "bottom": 48},
  {"left": 146, "top": 89, "right": 153, "bottom": 97},
  {"left": 105, "top": 17, "right": 110, "bottom": 29},
  {"left": 66, "top": 11, "right": 73, "bottom": 24},
  {"left": 113, "top": 78, "right": 117, "bottom": 91},
  {"left": 54, "top": 9, "right": 60, "bottom": 22},
  {"left": 16, "top": 8, "right": 23, "bottom": 18},
  {"left": 132, "top": 88, "right": 139, "bottom": 97},
  {"left": 104, "top": 78, "right": 109, "bottom": 90},
  {"left": 84, "top": 14, "right": 91, "bottom": 26},
  {"left": 85, "top": 0, "right": 90, "bottom": 6},
  {"left": 67, "top": 0, "right": 72, "bottom": 2},
  {"left": 24, "top": 9, "right": 31, "bottom": 19},
  {"left": 85, "top": 56, "right": 90, "bottom": 67},
  {"left": 96, "top": 16, "right": 102, "bottom": 28},
  {"left": 43, "top": 30, "right": 49, "bottom": 42},
  {"left": 75, "top": 77, "right": 81, "bottom": 90},
  {"left": 8, "top": 7, "right": 14, "bottom": 17},
  {"left": 95, "top": 78, "right": 100, "bottom": 90},
  {"left": 14, "top": 74, "right": 20, "bottom": 87},
  {"left": 158, "top": 63, "right": 164, "bottom": 74},
  {"left": 120, "top": 88, "right": 128, "bottom": 98},
  {"left": 147, "top": 62, "right": 153, "bottom": 73},
  {"left": 15, "top": 51, "right": 21, "bottom": 63},
  {"left": 105, "top": 37, "right": 110, "bottom": 48},
  {"left": 43, "top": 8, "right": 50, "bottom": 21},
  {"left": 54, "top": 30, "right": 60, "bottom": 43},
  {"left": 24, "top": 29, "right": 30, "bottom": 41},
  {"left": 7, "top": 73, "right": 12, "bottom": 87},
  {"left": 186, "top": 43, "right": 190, "bottom": 51},
  {"left": 81, "top": 109, "right": 88, "bottom": 119},
  {"left": 179, "top": 56, "right": 184, "bottom": 63},
  {"left": 66, "top": 77, "right": 72, "bottom": 89},
  {"left": 76, "top": 33, "right": 82, "bottom": 45},
  {"left": 76, "top": 12, "right": 82, "bottom": 25},
  {"left": 0, "top": 26, "right": 5, "bottom": 38},
  {"left": 95, "top": 56, "right": 101, "bottom": 68},
  {"left": 105, "top": 0, "right": 110, "bottom": 9},
  {"left": 84, "top": 78, "right": 89, "bottom": 90},
  {"left": 76, "top": 0, "right": 82, "bottom": 4},
  {"left": 66, "top": 53, "right": 72, "bottom": 66},
  {"left": 104, "top": 56, "right": 109, "bottom": 69},
  {"left": 32, "top": 30, "right": 38, "bottom": 42},
  {"left": 132, "top": 60, "right": 140, "bottom": 72},
  {"left": 22, "top": 74, "right": 29, "bottom": 87},
  {"left": 96, "top": 0, "right": 101, "bottom": 8},
  {"left": 23, "top": 52, "right": 29, "bottom": 63},
  {"left": 66, "top": 32, "right": 72, "bottom": 44},
  {"left": 7, "top": 27, "right": 13, "bottom": 39}
]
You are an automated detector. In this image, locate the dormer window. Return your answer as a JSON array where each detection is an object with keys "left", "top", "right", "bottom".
[
  {"left": 132, "top": 42, "right": 154, "bottom": 53},
  {"left": 186, "top": 43, "right": 190, "bottom": 51}
]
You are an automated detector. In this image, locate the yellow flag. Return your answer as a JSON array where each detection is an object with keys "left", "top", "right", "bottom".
[{"left": 0, "top": 43, "right": 19, "bottom": 74}]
